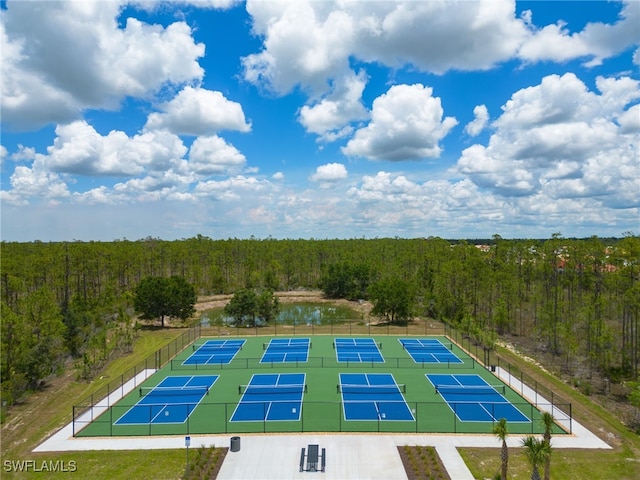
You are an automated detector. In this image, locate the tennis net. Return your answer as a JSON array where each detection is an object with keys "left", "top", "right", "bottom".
[
  {"left": 238, "top": 384, "right": 308, "bottom": 395},
  {"left": 139, "top": 385, "right": 210, "bottom": 397},
  {"left": 402, "top": 342, "right": 453, "bottom": 351},
  {"left": 263, "top": 342, "right": 311, "bottom": 350},
  {"left": 333, "top": 341, "right": 382, "bottom": 350},
  {"left": 435, "top": 385, "right": 506, "bottom": 395},
  {"left": 193, "top": 344, "right": 242, "bottom": 352},
  {"left": 337, "top": 384, "right": 406, "bottom": 394}
]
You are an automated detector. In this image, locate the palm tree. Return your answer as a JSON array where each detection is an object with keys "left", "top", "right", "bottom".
[
  {"left": 521, "top": 436, "right": 551, "bottom": 480},
  {"left": 492, "top": 418, "right": 509, "bottom": 480},
  {"left": 541, "top": 412, "right": 555, "bottom": 480}
]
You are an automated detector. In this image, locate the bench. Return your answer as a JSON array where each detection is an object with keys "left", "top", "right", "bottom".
[{"left": 299, "top": 444, "right": 325, "bottom": 472}]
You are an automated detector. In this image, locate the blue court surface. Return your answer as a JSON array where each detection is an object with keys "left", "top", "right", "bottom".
[
  {"left": 182, "top": 339, "right": 245, "bottom": 366},
  {"left": 261, "top": 338, "right": 310, "bottom": 363},
  {"left": 426, "top": 373, "right": 530, "bottom": 423},
  {"left": 231, "top": 373, "right": 306, "bottom": 422},
  {"left": 115, "top": 375, "right": 218, "bottom": 425},
  {"left": 400, "top": 338, "right": 462, "bottom": 364},
  {"left": 339, "top": 373, "right": 414, "bottom": 421},
  {"left": 334, "top": 338, "right": 384, "bottom": 363}
]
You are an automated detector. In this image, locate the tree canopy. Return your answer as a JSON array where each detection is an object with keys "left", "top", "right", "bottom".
[
  {"left": 369, "top": 277, "right": 414, "bottom": 325},
  {"left": 223, "top": 288, "right": 279, "bottom": 327},
  {"left": 133, "top": 276, "right": 196, "bottom": 327}
]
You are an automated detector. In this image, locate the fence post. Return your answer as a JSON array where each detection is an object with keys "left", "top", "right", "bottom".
[{"left": 569, "top": 404, "right": 572, "bottom": 434}]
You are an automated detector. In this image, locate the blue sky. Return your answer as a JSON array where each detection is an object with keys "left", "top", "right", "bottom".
[{"left": 1, "top": 0, "right": 638, "bottom": 241}]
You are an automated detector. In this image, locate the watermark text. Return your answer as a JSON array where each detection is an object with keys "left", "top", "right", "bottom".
[{"left": 3, "top": 460, "right": 77, "bottom": 473}]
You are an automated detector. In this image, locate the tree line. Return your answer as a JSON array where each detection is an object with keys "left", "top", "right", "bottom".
[{"left": 1, "top": 234, "right": 638, "bottom": 408}]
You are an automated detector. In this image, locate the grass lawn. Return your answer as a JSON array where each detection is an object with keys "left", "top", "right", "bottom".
[
  {"left": 1, "top": 328, "right": 201, "bottom": 480},
  {"left": 458, "top": 344, "right": 640, "bottom": 480}
]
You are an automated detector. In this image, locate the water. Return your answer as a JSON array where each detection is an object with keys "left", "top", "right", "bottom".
[{"left": 200, "top": 302, "right": 360, "bottom": 327}]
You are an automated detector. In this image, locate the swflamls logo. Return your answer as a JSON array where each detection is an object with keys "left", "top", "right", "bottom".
[{"left": 3, "top": 460, "right": 77, "bottom": 473}]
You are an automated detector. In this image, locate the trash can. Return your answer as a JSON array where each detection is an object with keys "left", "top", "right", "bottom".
[{"left": 230, "top": 436, "right": 241, "bottom": 452}]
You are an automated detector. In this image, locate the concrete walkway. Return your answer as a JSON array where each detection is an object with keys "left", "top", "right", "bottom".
[{"left": 35, "top": 420, "right": 610, "bottom": 480}]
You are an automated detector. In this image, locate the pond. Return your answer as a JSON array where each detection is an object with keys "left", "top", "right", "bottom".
[{"left": 200, "top": 302, "right": 362, "bottom": 327}]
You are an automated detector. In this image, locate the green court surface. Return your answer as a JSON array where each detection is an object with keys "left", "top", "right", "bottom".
[{"left": 74, "top": 335, "right": 568, "bottom": 437}]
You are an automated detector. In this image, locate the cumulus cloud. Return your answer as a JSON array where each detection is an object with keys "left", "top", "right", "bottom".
[
  {"left": 44, "top": 121, "right": 188, "bottom": 176},
  {"left": 465, "top": 105, "right": 489, "bottom": 137},
  {"left": 243, "top": 0, "right": 356, "bottom": 96},
  {"left": 241, "top": 0, "right": 639, "bottom": 147},
  {"left": 1, "top": 0, "right": 205, "bottom": 130},
  {"left": 188, "top": 135, "right": 246, "bottom": 175},
  {"left": 244, "top": 0, "right": 529, "bottom": 96},
  {"left": 309, "top": 163, "right": 348, "bottom": 184},
  {"left": 145, "top": 86, "right": 251, "bottom": 136},
  {"left": 518, "top": 0, "right": 640, "bottom": 66},
  {"left": 5, "top": 162, "right": 70, "bottom": 206},
  {"left": 618, "top": 104, "right": 640, "bottom": 133},
  {"left": 242, "top": 0, "right": 527, "bottom": 143},
  {"left": 457, "top": 73, "right": 640, "bottom": 207},
  {"left": 298, "top": 71, "right": 368, "bottom": 141},
  {"left": 342, "top": 84, "right": 457, "bottom": 161}
]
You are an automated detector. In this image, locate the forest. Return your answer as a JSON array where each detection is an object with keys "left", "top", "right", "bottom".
[{"left": 1, "top": 234, "right": 639, "bottom": 416}]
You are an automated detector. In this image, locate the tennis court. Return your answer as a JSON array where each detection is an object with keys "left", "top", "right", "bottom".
[
  {"left": 115, "top": 375, "right": 218, "bottom": 425},
  {"left": 426, "top": 373, "right": 530, "bottom": 423},
  {"left": 334, "top": 337, "right": 384, "bottom": 363},
  {"left": 261, "top": 338, "right": 310, "bottom": 363},
  {"left": 400, "top": 338, "right": 462, "bottom": 364},
  {"left": 74, "top": 335, "right": 566, "bottom": 437},
  {"left": 231, "top": 373, "right": 306, "bottom": 422},
  {"left": 339, "top": 373, "right": 414, "bottom": 421},
  {"left": 183, "top": 339, "right": 245, "bottom": 366}
]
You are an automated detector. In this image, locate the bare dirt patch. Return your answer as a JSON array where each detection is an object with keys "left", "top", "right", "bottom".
[{"left": 196, "top": 290, "right": 373, "bottom": 316}]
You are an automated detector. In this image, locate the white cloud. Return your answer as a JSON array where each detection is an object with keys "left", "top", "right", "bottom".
[
  {"left": 309, "top": 163, "right": 348, "bottom": 184},
  {"left": 242, "top": 0, "right": 639, "bottom": 148},
  {"left": 298, "top": 70, "right": 368, "bottom": 141},
  {"left": 618, "top": 104, "right": 640, "bottom": 133},
  {"left": 243, "top": 0, "right": 356, "bottom": 95},
  {"left": 342, "top": 84, "right": 457, "bottom": 161},
  {"left": 6, "top": 163, "right": 70, "bottom": 205},
  {"left": 1, "top": 0, "right": 205, "bottom": 130},
  {"left": 133, "top": 0, "right": 241, "bottom": 10},
  {"left": 145, "top": 86, "right": 251, "bottom": 136},
  {"left": 188, "top": 135, "right": 246, "bottom": 175},
  {"left": 465, "top": 105, "right": 489, "bottom": 137},
  {"left": 457, "top": 73, "right": 640, "bottom": 207},
  {"left": 195, "top": 175, "right": 272, "bottom": 201},
  {"left": 242, "top": 0, "right": 525, "bottom": 143},
  {"left": 45, "top": 121, "right": 188, "bottom": 176},
  {"left": 244, "top": 0, "right": 529, "bottom": 95},
  {"left": 518, "top": 0, "right": 640, "bottom": 66}
]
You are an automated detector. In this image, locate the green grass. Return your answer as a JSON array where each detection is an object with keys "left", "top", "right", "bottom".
[
  {"left": 459, "top": 344, "right": 640, "bottom": 480},
  {"left": 75, "top": 335, "right": 562, "bottom": 436},
  {"left": 0, "top": 328, "right": 197, "bottom": 480},
  {"left": 1, "top": 450, "right": 189, "bottom": 480}
]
